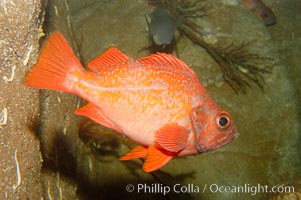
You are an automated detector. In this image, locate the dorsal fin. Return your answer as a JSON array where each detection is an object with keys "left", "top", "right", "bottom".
[
  {"left": 88, "top": 47, "right": 131, "bottom": 72},
  {"left": 137, "top": 53, "right": 196, "bottom": 77}
]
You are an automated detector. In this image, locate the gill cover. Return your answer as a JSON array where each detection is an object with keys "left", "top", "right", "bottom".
[{"left": 190, "top": 103, "right": 236, "bottom": 153}]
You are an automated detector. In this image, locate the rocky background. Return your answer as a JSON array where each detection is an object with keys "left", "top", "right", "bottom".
[
  {"left": 0, "top": 0, "right": 300, "bottom": 199},
  {"left": 0, "top": 0, "right": 43, "bottom": 199}
]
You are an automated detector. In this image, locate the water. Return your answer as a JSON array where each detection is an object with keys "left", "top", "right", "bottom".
[{"left": 38, "top": 0, "right": 301, "bottom": 199}]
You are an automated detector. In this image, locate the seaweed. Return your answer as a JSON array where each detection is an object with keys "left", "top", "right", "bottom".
[
  {"left": 149, "top": 0, "right": 273, "bottom": 94},
  {"left": 149, "top": 0, "right": 206, "bottom": 21},
  {"left": 178, "top": 20, "right": 272, "bottom": 94}
]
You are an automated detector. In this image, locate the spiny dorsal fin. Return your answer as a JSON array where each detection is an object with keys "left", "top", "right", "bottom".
[{"left": 88, "top": 47, "right": 131, "bottom": 72}]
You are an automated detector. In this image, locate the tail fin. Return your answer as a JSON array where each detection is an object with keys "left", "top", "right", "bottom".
[{"left": 24, "top": 32, "right": 84, "bottom": 92}]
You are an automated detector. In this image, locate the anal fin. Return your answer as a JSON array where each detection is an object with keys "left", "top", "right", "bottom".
[
  {"left": 119, "top": 146, "right": 147, "bottom": 160},
  {"left": 74, "top": 103, "right": 122, "bottom": 133}
]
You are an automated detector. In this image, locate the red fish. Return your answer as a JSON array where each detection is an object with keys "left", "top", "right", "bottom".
[
  {"left": 24, "top": 32, "right": 236, "bottom": 172},
  {"left": 240, "top": 0, "right": 276, "bottom": 26}
]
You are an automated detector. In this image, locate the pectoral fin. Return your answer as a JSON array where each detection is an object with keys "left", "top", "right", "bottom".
[
  {"left": 119, "top": 146, "right": 147, "bottom": 160},
  {"left": 155, "top": 123, "right": 189, "bottom": 152},
  {"left": 143, "top": 146, "right": 174, "bottom": 172}
]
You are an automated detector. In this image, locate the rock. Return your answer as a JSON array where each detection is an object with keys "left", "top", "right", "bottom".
[{"left": 0, "top": 0, "right": 43, "bottom": 199}]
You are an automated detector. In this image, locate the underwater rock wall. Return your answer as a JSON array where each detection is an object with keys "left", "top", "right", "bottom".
[{"left": 0, "top": 0, "right": 43, "bottom": 199}]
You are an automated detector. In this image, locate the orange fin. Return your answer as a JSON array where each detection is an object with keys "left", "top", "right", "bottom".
[
  {"left": 137, "top": 53, "right": 196, "bottom": 78},
  {"left": 74, "top": 103, "right": 122, "bottom": 133},
  {"left": 88, "top": 47, "right": 131, "bottom": 72},
  {"left": 155, "top": 123, "right": 189, "bottom": 152},
  {"left": 24, "top": 32, "right": 84, "bottom": 92},
  {"left": 119, "top": 146, "right": 147, "bottom": 160},
  {"left": 143, "top": 146, "right": 174, "bottom": 172}
]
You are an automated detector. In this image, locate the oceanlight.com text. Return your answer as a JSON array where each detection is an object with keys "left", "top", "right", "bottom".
[{"left": 206, "top": 183, "right": 294, "bottom": 196}]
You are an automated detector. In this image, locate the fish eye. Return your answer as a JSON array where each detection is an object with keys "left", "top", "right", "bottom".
[{"left": 216, "top": 113, "right": 231, "bottom": 129}]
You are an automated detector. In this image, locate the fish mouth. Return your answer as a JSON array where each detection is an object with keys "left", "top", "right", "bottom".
[
  {"left": 221, "top": 127, "right": 238, "bottom": 147},
  {"left": 195, "top": 129, "right": 236, "bottom": 153},
  {"left": 216, "top": 131, "right": 236, "bottom": 148}
]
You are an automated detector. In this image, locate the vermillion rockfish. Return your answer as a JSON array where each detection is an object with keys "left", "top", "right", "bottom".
[
  {"left": 240, "top": 0, "right": 276, "bottom": 26},
  {"left": 24, "top": 32, "right": 236, "bottom": 172}
]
